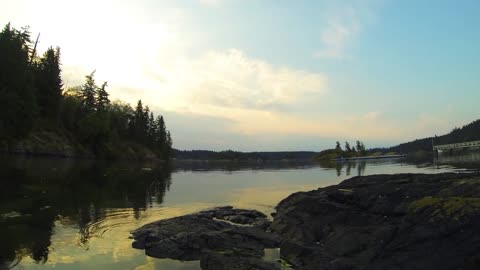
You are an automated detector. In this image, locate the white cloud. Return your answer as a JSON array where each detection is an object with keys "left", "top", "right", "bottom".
[
  {"left": 314, "top": 2, "right": 378, "bottom": 59},
  {"left": 198, "top": 0, "right": 222, "bottom": 7},
  {"left": 182, "top": 49, "right": 328, "bottom": 110}
]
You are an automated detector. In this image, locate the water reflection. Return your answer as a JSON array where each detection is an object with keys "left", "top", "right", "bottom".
[
  {"left": 317, "top": 160, "right": 368, "bottom": 177},
  {"left": 0, "top": 153, "right": 479, "bottom": 270},
  {"left": 0, "top": 158, "right": 172, "bottom": 269}
]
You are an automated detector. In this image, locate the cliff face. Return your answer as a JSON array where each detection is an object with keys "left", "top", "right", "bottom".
[{"left": 272, "top": 173, "right": 480, "bottom": 270}]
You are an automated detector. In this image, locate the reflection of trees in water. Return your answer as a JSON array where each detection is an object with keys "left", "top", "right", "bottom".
[
  {"left": 0, "top": 158, "right": 172, "bottom": 268},
  {"left": 319, "top": 160, "right": 367, "bottom": 177}
]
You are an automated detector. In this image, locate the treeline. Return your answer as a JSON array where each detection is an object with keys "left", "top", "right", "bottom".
[
  {"left": 0, "top": 23, "right": 172, "bottom": 159},
  {"left": 174, "top": 150, "right": 317, "bottom": 161},
  {"left": 315, "top": 141, "right": 368, "bottom": 160},
  {"left": 389, "top": 119, "right": 480, "bottom": 154}
]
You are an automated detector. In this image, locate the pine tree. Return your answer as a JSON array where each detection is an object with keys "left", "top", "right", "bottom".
[
  {"left": 155, "top": 115, "right": 166, "bottom": 153},
  {"left": 345, "top": 142, "right": 351, "bottom": 152},
  {"left": 96, "top": 81, "right": 109, "bottom": 111},
  {"left": 0, "top": 23, "right": 37, "bottom": 139},
  {"left": 356, "top": 141, "right": 362, "bottom": 152},
  {"left": 148, "top": 112, "right": 156, "bottom": 147},
  {"left": 80, "top": 71, "right": 97, "bottom": 111},
  {"left": 335, "top": 141, "right": 342, "bottom": 152},
  {"left": 35, "top": 46, "right": 63, "bottom": 118},
  {"left": 164, "top": 130, "right": 172, "bottom": 160}
]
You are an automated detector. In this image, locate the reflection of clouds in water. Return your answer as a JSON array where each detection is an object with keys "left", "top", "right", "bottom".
[
  {"left": 135, "top": 257, "right": 200, "bottom": 270},
  {"left": 17, "top": 205, "right": 214, "bottom": 268},
  {"left": 227, "top": 185, "right": 322, "bottom": 215}
]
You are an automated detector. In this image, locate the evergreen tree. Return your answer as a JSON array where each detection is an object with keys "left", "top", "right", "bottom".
[
  {"left": 132, "top": 100, "right": 146, "bottom": 141},
  {"left": 96, "top": 81, "right": 109, "bottom": 111},
  {"left": 356, "top": 141, "right": 362, "bottom": 152},
  {"left": 360, "top": 142, "right": 366, "bottom": 155},
  {"left": 148, "top": 112, "right": 156, "bottom": 147},
  {"left": 0, "top": 23, "right": 36, "bottom": 139},
  {"left": 80, "top": 71, "right": 97, "bottom": 111},
  {"left": 35, "top": 46, "right": 62, "bottom": 118},
  {"left": 335, "top": 141, "right": 342, "bottom": 152},
  {"left": 345, "top": 142, "right": 351, "bottom": 152},
  {"left": 155, "top": 115, "right": 166, "bottom": 152},
  {"left": 164, "top": 130, "right": 172, "bottom": 160}
]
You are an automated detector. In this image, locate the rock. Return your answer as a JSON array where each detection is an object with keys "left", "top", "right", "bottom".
[
  {"left": 271, "top": 173, "right": 480, "bottom": 270},
  {"left": 200, "top": 250, "right": 279, "bottom": 270},
  {"left": 132, "top": 173, "right": 480, "bottom": 270},
  {"left": 131, "top": 206, "right": 281, "bottom": 268}
]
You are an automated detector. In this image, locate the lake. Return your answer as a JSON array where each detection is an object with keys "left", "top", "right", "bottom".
[{"left": 1, "top": 154, "right": 479, "bottom": 270}]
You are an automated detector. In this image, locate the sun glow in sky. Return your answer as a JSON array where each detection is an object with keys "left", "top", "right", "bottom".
[{"left": 2, "top": 0, "right": 480, "bottom": 151}]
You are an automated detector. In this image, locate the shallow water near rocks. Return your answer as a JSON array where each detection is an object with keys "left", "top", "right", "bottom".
[{"left": 0, "top": 154, "right": 478, "bottom": 269}]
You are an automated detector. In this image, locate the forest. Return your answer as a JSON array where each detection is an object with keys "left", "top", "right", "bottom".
[
  {"left": 0, "top": 23, "right": 172, "bottom": 160},
  {"left": 388, "top": 119, "right": 480, "bottom": 154}
]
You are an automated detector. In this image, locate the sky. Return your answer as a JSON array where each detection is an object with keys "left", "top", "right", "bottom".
[{"left": 1, "top": 0, "right": 479, "bottom": 151}]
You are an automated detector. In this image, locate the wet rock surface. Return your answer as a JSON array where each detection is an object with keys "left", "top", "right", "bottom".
[
  {"left": 132, "top": 173, "right": 480, "bottom": 270},
  {"left": 131, "top": 206, "right": 281, "bottom": 269},
  {"left": 272, "top": 173, "right": 480, "bottom": 270}
]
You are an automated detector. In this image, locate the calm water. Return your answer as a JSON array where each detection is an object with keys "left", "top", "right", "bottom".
[{"left": 0, "top": 154, "right": 479, "bottom": 270}]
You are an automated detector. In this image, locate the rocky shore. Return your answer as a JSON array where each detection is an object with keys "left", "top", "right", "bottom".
[{"left": 132, "top": 173, "right": 480, "bottom": 270}]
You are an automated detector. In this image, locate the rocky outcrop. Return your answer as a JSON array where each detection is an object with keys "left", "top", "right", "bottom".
[
  {"left": 272, "top": 173, "right": 480, "bottom": 270},
  {"left": 131, "top": 206, "right": 281, "bottom": 269},
  {"left": 132, "top": 173, "right": 480, "bottom": 270}
]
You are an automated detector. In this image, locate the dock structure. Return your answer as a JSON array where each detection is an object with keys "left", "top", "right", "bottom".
[{"left": 433, "top": 140, "right": 480, "bottom": 152}]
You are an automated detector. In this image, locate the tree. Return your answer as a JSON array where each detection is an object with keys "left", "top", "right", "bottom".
[
  {"left": 35, "top": 46, "right": 62, "bottom": 118},
  {"left": 335, "top": 141, "right": 342, "bottom": 152},
  {"left": 148, "top": 112, "right": 156, "bottom": 147},
  {"left": 345, "top": 142, "right": 351, "bottom": 152},
  {"left": 80, "top": 71, "right": 97, "bottom": 111},
  {"left": 96, "top": 81, "right": 109, "bottom": 111},
  {"left": 164, "top": 130, "right": 172, "bottom": 160},
  {"left": 155, "top": 115, "right": 166, "bottom": 152},
  {"left": 0, "top": 23, "right": 37, "bottom": 139}
]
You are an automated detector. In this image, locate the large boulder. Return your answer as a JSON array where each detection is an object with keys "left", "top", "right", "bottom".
[
  {"left": 271, "top": 173, "right": 480, "bottom": 270},
  {"left": 131, "top": 206, "right": 281, "bottom": 269}
]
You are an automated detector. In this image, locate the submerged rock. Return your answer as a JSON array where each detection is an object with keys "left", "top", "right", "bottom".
[
  {"left": 131, "top": 206, "right": 281, "bottom": 269},
  {"left": 272, "top": 173, "right": 480, "bottom": 270}
]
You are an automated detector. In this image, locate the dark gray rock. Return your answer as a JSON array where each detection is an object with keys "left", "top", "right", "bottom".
[
  {"left": 131, "top": 206, "right": 281, "bottom": 269},
  {"left": 200, "top": 250, "right": 278, "bottom": 270},
  {"left": 272, "top": 173, "right": 480, "bottom": 270}
]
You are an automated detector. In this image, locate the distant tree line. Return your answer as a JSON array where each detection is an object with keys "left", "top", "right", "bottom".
[
  {"left": 334, "top": 141, "right": 367, "bottom": 157},
  {"left": 389, "top": 119, "right": 480, "bottom": 154},
  {"left": 174, "top": 150, "right": 317, "bottom": 161},
  {"left": 314, "top": 140, "right": 368, "bottom": 161},
  {"left": 0, "top": 23, "right": 172, "bottom": 159}
]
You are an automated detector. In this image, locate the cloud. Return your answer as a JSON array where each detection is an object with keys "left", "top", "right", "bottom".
[
  {"left": 183, "top": 49, "right": 328, "bottom": 110},
  {"left": 314, "top": 20, "right": 359, "bottom": 59},
  {"left": 314, "top": 2, "right": 378, "bottom": 59},
  {"left": 198, "top": 0, "right": 222, "bottom": 7}
]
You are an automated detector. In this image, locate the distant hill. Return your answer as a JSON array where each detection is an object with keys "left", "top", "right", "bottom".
[
  {"left": 389, "top": 119, "right": 480, "bottom": 154},
  {"left": 173, "top": 149, "right": 317, "bottom": 161}
]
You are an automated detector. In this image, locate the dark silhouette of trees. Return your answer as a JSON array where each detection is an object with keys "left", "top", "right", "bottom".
[
  {"left": 34, "top": 47, "right": 62, "bottom": 118},
  {"left": 80, "top": 72, "right": 98, "bottom": 111},
  {"left": 335, "top": 141, "right": 342, "bottom": 152},
  {"left": 0, "top": 23, "right": 173, "bottom": 160},
  {"left": 0, "top": 23, "right": 37, "bottom": 139},
  {"left": 389, "top": 119, "right": 480, "bottom": 154},
  {"left": 96, "top": 81, "right": 109, "bottom": 111},
  {"left": 345, "top": 142, "right": 352, "bottom": 152}
]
